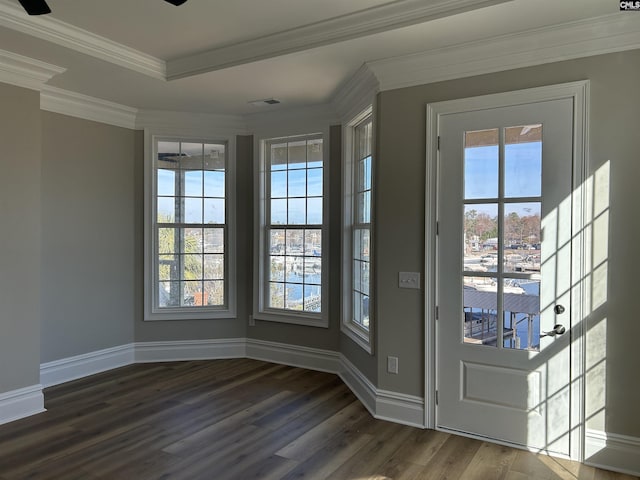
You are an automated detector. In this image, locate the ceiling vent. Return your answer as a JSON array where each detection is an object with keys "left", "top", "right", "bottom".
[{"left": 248, "top": 98, "right": 281, "bottom": 107}]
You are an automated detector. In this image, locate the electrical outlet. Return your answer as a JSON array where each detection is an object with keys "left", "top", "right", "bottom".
[{"left": 387, "top": 356, "right": 399, "bottom": 374}]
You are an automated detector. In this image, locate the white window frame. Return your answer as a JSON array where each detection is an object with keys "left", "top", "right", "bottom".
[
  {"left": 342, "top": 106, "right": 374, "bottom": 352},
  {"left": 144, "top": 132, "right": 236, "bottom": 321},
  {"left": 254, "top": 131, "right": 329, "bottom": 328}
]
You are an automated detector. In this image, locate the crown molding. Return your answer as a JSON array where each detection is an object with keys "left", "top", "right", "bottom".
[
  {"left": 41, "top": 86, "right": 139, "bottom": 129},
  {"left": 166, "top": 0, "right": 513, "bottom": 80},
  {"left": 331, "top": 63, "right": 379, "bottom": 123},
  {"left": 0, "top": 0, "right": 166, "bottom": 80},
  {"left": 368, "top": 13, "right": 640, "bottom": 92},
  {"left": 136, "top": 109, "right": 247, "bottom": 137},
  {"left": 0, "top": 48, "right": 65, "bottom": 90}
]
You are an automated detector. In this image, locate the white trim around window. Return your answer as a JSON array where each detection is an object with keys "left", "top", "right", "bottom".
[
  {"left": 253, "top": 130, "right": 330, "bottom": 328},
  {"left": 342, "top": 106, "right": 374, "bottom": 353},
  {"left": 144, "top": 131, "right": 236, "bottom": 321}
]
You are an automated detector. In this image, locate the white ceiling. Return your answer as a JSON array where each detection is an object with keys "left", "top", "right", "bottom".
[{"left": 0, "top": 0, "right": 620, "bottom": 115}]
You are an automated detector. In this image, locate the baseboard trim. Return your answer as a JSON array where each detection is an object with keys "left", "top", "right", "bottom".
[
  {"left": 135, "top": 338, "right": 246, "bottom": 363},
  {"left": 339, "top": 354, "right": 377, "bottom": 417},
  {"left": 585, "top": 429, "right": 640, "bottom": 477},
  {"left": 40, "top": 344, "right": 135, "bottom": 387},
  {"left": 376, "top": 389, "right": 425, "bottom": 428},
  {"left": 339, "top": 355, "right": 425, "bottom": 428},
  {"left": 0, "top": 384, "right": 45, "bottom": 426},
  {"left": 246, "top": 338, "right": 341, "bottom": 374}
]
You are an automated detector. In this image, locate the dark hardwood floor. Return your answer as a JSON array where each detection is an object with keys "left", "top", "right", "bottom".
[{"left": 0, "top": 359, "right": 636, "bottom": 480}]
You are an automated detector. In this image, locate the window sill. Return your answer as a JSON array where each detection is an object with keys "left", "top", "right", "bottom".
[
  {"left": 341, "top": 322, "right": 373, "bottom": 354},
  {"left": 145, "top": 308, "right": 237, "bottom": 321},
  {"left": 254, "top": 310, "right": 328, "bottom": 328}
]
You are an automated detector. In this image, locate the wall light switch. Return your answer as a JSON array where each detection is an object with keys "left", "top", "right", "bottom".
[{"left": 399, "top": 272, "right": 420, "bottom": 289}]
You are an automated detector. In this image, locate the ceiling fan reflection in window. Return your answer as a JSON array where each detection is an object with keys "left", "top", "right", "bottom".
[{"left": 18, "top": 0, "right": 187, "bottom": 15}]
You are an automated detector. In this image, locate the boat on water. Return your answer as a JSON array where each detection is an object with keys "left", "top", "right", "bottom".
[{"left": 463, "top": 277, "right": 526, "bottom": 294}]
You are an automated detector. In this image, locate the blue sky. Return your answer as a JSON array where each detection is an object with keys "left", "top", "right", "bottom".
[
  {"left": 465, "top": 142, "right": 542, "bottom": 216},
  {"left": 157, "top": 169, "right": 226, "bottom": 223},
  {"left": 270, "top": 165, "right": 323, "bottom": 225}
]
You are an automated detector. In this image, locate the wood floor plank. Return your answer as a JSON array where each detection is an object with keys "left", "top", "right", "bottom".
[
  {"left": 162, "top": 389, "right": 295, "bottom": 455},
  {"left": 0, "top": 359, "right": 635, "bottom": 480},
  {"left": 279, "top": 430, "right": 374, "bottom": 480},
  {"left": 319, "top": 421, "right": 415, "bottom": 479},
  {"left": 384, "top": 427, "right": 450, "bottom": 467},
  {"left": 276, "top": 399, "right": 367, "bottom": 460},
  {"left": 416, "top": 433, "right": 483, "bottom": 480},
  {"left": 459, "top": 441, "right": 519, "bottom": 480},
  {"left": 212, "top": 453, "right": 299, "bottom": 480}
]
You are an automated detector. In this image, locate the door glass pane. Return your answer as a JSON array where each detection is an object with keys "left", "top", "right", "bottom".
[
  {"left": 504, "top": 203, "right": 541, "bottom": 273},
  {"left": 505, "top": 125, "right": 542, "bottom": 198},
  {"left": 464, "top": 129, "right": 499, "bottom": 199},
  {"left": 503, "top": 278, "right": 540, "bottom": 351},
  {"left": 462, "top": 123, "right": 545, "bottom": 351},
  {"left": 464, "top": 277, "right": 498, "bottom": 346},
  {"left": 464, "top": 204, "right": 498, "bottom": 272}
]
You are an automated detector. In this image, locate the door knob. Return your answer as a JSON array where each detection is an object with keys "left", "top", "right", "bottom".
[
  {"left": 541, "top": 324, "right": 566, "bottom": 337},
  {"left": 554, "top": 304, "right": 565, "bottom": 314}
]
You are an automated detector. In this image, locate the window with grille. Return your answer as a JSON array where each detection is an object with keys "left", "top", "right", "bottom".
[
  {"left": 257, "top": 133, "right": 327, "bottom": 327},
  {"left": 145, "top": 138, "right": 235, "bottom": 320},
  {"left": 342, "top": 109, "right": 374, "bottom": 351}
]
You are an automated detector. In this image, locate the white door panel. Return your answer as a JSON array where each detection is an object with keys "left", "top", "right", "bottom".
[{"left": 437, "top": 98, "right": 574, "bottom": 455}]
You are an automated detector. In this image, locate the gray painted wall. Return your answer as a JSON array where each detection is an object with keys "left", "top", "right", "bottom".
[
  {"left": 376, "top": 50, "right": 640, "bottom": 438},
  {"left": 40, "top": 112, "right": 136, "bottom": 362},
  {"left": 0, "top": 83, "right": 41, "bottom": 392}
]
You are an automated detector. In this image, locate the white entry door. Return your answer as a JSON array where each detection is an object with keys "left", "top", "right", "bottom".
[{"left": 436, "top": 95, "right": 575, "bottom": 456}]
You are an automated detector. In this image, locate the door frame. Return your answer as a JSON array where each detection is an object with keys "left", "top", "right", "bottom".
[{"left": 424, "top": 81, "right": 590, "bottom": 461}]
